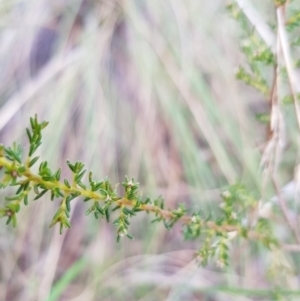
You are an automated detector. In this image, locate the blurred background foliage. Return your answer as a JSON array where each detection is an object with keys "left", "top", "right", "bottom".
[{"left": 0, "top": 0, "right": 299, "bottom": 300}]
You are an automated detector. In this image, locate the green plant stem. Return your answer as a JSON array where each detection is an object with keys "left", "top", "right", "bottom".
[{"left": 0, "top": 156, "right": 265, "bottom": 242}]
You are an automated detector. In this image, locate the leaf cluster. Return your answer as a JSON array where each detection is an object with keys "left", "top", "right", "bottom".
[{"left": 0, "top": 115, "right": 278, "bottom": 267}]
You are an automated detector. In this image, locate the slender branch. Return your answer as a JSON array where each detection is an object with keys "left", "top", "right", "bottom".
[{"left": 0, "top": 155, "right": 266, "bottom": 243}]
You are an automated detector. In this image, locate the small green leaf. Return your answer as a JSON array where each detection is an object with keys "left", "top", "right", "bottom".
[
  {"left": 99, "top": 189, "right": 108, "bottom": 196},
  {"left": 67, "top": 160, "right": 75, "bottom": 172},
  {"left": 151, "top": 217, "right": 162, "bottom": 223},
  {"left": 66, "top": 192, "right": 80, "bottom": 203},
  {"left": 95, "top": 203, "right": 105, "bottom": 215},
  {"left": 34, "top": 189, "right": 48, "bottom": 200},
  {"left": 55, "top": 168, "right": 61, "bottom": 181},
  {"left": 134, "top": 198, "right": 141, "bottom": 208},
  {"left": 74, "top": 162, "right": 85, "bottom": 173},
  {"left": 75, "top": 170, "right": 86, "bottom": 183},
  {"left": 56, "top": 189, "right": 64, "bottom": 198},
  {"left": 72, "top": 191, "right": 81, "bottom": 198},
  {"left": 163, "top": 220, "right": 171, "bottom": 230},
  {"left": 29, "top": 141, "right": 42, "bottom": 157},
  {"left": 52, "top": 208, "right": 62, "bottom": 222},
  {"left": 85, "top": 208, "right": 93, "bottom": 216},
  {"left": 116, "top": 234, "right": 121, "bottom": 243},
  {"left": 77, "top": 182, "right": 87, "bottom": 190},
  {"left": 6, "top": 203, "right": 17, "bottom": 212},
  {"left": 66, "top": 200, "right": 71, "bottom": 213},
  {"left": 5, "top": 194, "right": 23, "bottom": 201},
  {"left": 126, "top": 233, "right": 134, "bottom": 240},
  {"left": 29, "top": 156, "right": 40, "bottom": 167},
  {"left": 39, "top": 161, "right": 47, "bottom": 171},
  {"left": 105, "top": 208, "right": 110, "bottom": 222},
  {"left": 112, "top": 205, "right": 121, "bottom": 211},
  {"left": 24, "top": 195, "right": 28, "bottom": 206},
  {"left": 17, "top": 165, "right": 26, "bottom": 174},
  {"left": 113, "top": 217, "right": 121, "bottom": 225},
  {"left": 89, "top": 171, "right": 93, "bottom": 183},
  {"left": 63, "top": 218, "right": 71, "bottom": 229},
  {"left": 64, "top": 179, "right": 71, "bottom": 188},
  {"left": 15, "top": 203, "right": 21, "bottom": 212},
  {"left": 40, "top": 121, "right": 49, "bottom": 129},
  {"left": 26, "top": 128, "right": 32, "bottom": 142},
  {"left": 30, "top": 117, "right": 35, "bottom": 129},
  {"left": 5, "top": 147, "right": 22, "bottom": 163},
  {"left": 16, "top": 185, "right": 24, "bottom": 195},
  {"left": 123, "top": 207, "right": 136, "bottom": 216},
  {"left": 92, "top": 183, "right": 102, "bottom": 191},
  {"left": 6, "top": 216, "right": 12, "bottom": 225}
]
